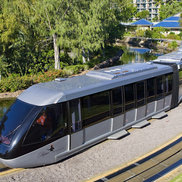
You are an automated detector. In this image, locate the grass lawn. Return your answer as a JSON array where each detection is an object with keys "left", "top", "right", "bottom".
[{"left": 170, "top": 172, "right": 182, "bottom": 182}]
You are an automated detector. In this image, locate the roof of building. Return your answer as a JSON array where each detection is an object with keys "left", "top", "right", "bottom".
[
  {"left": 164, "top": 16, "right": 180, "bottom": 21},
  {"left": 18, "top": 63, "right": 172, "bottom": 106},
  {"left": 152, "top": 15, "right": 181, "bottom": 28},
  {"left": 131, "top": 19, "right": 153, "bottom": 26}
]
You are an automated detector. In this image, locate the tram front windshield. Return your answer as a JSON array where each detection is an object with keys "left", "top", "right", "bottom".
[{"left": 0, "top": 99, "right": 35, "bottom": 145}]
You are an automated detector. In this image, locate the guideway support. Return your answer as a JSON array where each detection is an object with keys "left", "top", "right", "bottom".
[{"left": 108, "top": 130, "right": 129, "bottom": 140}]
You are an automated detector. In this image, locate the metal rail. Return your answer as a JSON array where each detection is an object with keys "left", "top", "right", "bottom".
[{"left": 95, "top": 136, "right": 182, "bottom": 182}]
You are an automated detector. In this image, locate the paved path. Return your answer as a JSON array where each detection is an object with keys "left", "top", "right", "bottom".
[{"left": 0, "top": 104, "right": 182, "bottom": 182}]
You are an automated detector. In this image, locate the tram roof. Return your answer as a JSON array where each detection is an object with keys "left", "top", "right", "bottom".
[
  {"left": 18, "top": 62, "right": 172, "bottom": 106},
  {"left": 154, "top": 49, "right": 182, "bottom": 69}
]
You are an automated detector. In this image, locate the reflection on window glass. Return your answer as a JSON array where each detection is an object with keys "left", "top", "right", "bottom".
[
  {"left": 165, "top": 74, "right": 173, "bottom": 94},
  {"left": 23, "top": 103, "right": 68, "bottom": 145},
  {"left": 112, "top": 87, "right": 123, "bottom": 115},
  {"left": 136, "top": 81, "right": 145, "bottom": 107},
  {"left": 124, "top": 84, "right": 135, "bottom": 111},
  {"left": 137, "top": 82, "right": 144, "bottom": 100},
  {"left": 82, "top": 91, "right": 110, "bottom": 126},
  {"left": 0, "top": 99, "right": 35, "bottom": 145},
  {"left": 125, "top": 84, "right": 134, "bottom": 104},
  {"left": 156, "top": 76, "right": 164, "bottom": 95},
  {"left": 179, "top": 70, "right": 182, "bottom": 83},
  {"left": 147, "top": 78, "right": 155, "bottom": 98},
  {"left": 70, "top": 99, "right": 82, "bottom": 132},
  {"left": 179, "top": 70, "right": 182, "bottom": 99}
]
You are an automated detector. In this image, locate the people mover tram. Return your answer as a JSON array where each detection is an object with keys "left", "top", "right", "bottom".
[{"left": 0, "top": 51, "right": 182, "bottom": 168}]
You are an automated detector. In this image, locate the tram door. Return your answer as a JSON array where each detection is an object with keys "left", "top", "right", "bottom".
[{"left": 70, "top": 99, "right": 83, "bottom": 149}]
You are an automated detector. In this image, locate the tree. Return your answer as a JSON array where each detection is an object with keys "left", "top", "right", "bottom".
[
  {"left": 30, "top": 0, "right": 136, "bottom": 65},
  {"left": 0, "top": 0, "right": 135, "bottom": 73},
  {"left": 136, "top": 10, "right": 150, "bottom": 19},
  {"left": 159, "top": 1, "right": 182, "bottom": 20}
]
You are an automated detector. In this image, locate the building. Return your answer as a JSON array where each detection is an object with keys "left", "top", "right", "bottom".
[
  {"left": 152, "top": 14, "right": 182, "bottom": 34},
  {"left": 133, "top": 0, "right": 181, "bottom": 21},
  {"left": 131, "top": 19, "right": 153, "bottom": 30},
  {"left": 133, "top": 0, "right": 166, "bottom": 21}
]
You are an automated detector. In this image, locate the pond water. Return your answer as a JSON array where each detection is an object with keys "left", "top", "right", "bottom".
[
  {"left": 0, "top": 46, "right": 165, "bottom": 119},
  {"left": 119, "top": 45, "right": 163, "bottom": 64}
]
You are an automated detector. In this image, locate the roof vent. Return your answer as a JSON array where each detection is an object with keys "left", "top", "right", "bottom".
[{"left": 55, "top": 78, "right": 67, "bottom": 82}]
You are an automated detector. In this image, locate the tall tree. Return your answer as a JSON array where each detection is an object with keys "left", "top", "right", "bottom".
[
  {"left": 0, "top": 0, "right": 135, "bottom": 72},
  {"left": 136, "top": 10, "right": 150, "bottom": 19},
  {"left": 159, "top": 1, "right": 182, "bottom": 20}
]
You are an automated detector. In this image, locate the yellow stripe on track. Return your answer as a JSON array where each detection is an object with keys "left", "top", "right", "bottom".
[
  {"left": 156, "top": 165, "right": 182, "bottom": 182},
  {"left": 86, "top": 133, "right": 182, "bottom": 182},
  {"left": 0, "top": 168, "right": 24, "bottom": 176}
]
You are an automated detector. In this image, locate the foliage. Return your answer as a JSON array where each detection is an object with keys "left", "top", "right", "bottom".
[
  {"left": 145, "top": 27, "right": 165, "bottom": 39},
  {"left": 0, "top": 65, "right": 89, "bottom": 92},
  {"left": 166, "top": 32, "right": 181, "bottom": 40},
  {"left": 168, "top": 41, "right": 178, "bottom": 50},
  {"left": 159, "top": 1, "right": 182, "bottom": 20},
  {"left": 178, "top": 31, "right": 182, "bottom": 39},
  {"left": 135, "top": 29, "right": 145, "bottom": 37},
  {"left": 170, "top": 172, "right": 182, "bottom": 182},
  {"left": 136, "top": 10, "right": 150, "bottom": 19},
  {"left": 0, "top": 0, "right": 135, "bottom": 74}
]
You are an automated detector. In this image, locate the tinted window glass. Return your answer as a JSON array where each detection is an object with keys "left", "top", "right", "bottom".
[
  {"left": 179, "top": 70, "right": 182, "bottom": 99},
  {"left": 0, "top": 99, "right": 35, "bottom": 145},
  {"left": 82, "top": 91, "right": 110, "bottom": 126},
  {"left": 70, "top": 99, "right": 82, "bottom": 132},
  {"left": 24, "top": 103, "right": 68, "bottom": 145},
  {"left": 147, "top": 78, "right": 155, "bottom": 98},
  {"left": 156, "top": 76, "right": 164, "bottom": 95},
  {"left": 136, "top": 81, "right": 145, "bottom": 107},
  {"left": 112, "top": 87, "right": 123, "bottom": 115},
  {"left": 165, "top": 74, "right": 173, "bottom": 93},
  {"left": 124, "top": 84, "right": 135, "bottom": 111},
  {"left": 137, "top": 82, "right": 144, "bottom": 100},
  {"left": 125, "top": 84, "right": 134, "bottom": 104},
  {"left": 179, "top": 70, "right": 182, "bottom": 83}
]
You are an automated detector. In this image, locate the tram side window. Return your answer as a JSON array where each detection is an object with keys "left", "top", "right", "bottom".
[
  {"left": 23, "top": 103, "right": 68, "bottom": 145},
  {"left": 147, "top": 78, "right": 155, "bottom": 103},
  {"left": 179, "top": 70, "right": 182, "bottom": 100},
  {"left": 82, "top": 91, "right": 110, "bottom": 127},
  {"left": 165, "top": 74, "right": 173, "bottom": 95},
  {"left": 156, "top": 76, "right": 165, "bottom": 99},
  {"left": 136, "top": 81, "right": 145, "bottom": 107},
  {"left": 70, "top": 99, "right": 82, "bottom": 132},
  {"left": 112, "top": 87, "right": 123, "bottom": 115},
  {"left": 124, "top": 84, "right": 135, "bottom": 111}
]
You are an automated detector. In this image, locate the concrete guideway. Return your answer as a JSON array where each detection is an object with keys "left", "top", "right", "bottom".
[
  {"left": 88, "top": 134, "right": 182, "bottom": 182},
  {"left": 0, "top": 104, "right": 182, "bottom": 182}
]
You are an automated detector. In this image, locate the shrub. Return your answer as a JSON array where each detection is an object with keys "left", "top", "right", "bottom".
[
  {"left": 0, "top": 65, "right": 89, "bottom": 93},
  {"left": 168, "top": 41, "right": 178, "bottom": 50},
  {"left": 63, "top": 65, "right": 89, "bottom": 75},
  {"left": 167, "top": 32, "right": 180, "bottom": 40}
]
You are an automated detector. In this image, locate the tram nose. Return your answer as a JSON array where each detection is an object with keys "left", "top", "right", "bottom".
[{"left": 0, "top": 144, "right": 10, "bottom": 159}]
